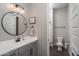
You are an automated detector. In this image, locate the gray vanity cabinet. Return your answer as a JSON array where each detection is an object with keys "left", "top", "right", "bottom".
[
  {"left": 3, "top": 49, "right": 19, "bottom": 56},
  {"left": 30, "top": 42, "right": 37, "bottom": 56},
  {"left": 2, "top": 42, "right": 37, "bottom": 56},
  {"left": 18, "top": 45, "right": 29, "bottom": 56},
  {"left": 19, "top": 42, "right": 37, "bottom": 56}
]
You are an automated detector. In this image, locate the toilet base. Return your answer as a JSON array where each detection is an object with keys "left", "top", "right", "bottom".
[{"left": 57, "top": 46, "right": 62, "bottom": 51}]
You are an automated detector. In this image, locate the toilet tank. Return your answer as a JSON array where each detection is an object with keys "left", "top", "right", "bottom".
[{"left": 56, "top": 37, "right": 64, "bottom": 42}]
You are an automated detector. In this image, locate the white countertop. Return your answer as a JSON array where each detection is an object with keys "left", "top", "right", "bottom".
[{"left": 0, "top": 36, "right": 38, "bottom": 56}]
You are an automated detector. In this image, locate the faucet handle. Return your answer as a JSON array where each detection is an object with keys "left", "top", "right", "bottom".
[{"left": 15, "top": 38, "right": 20, "bottom": 42}]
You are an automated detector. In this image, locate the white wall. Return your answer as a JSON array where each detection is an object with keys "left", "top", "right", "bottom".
[
  {"left": 0, "top": 3, "right": 29, "bottom": 42},
  {"left": 28, "top": 3, "right": 48, "bottom": 56},
  {"left": 53, "top": 7, "right": 69, "bottom": 44}
]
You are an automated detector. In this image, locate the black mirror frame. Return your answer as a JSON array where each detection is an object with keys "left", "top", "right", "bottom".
[{"left": 1, "top": 11, "right": 27, "bottom": 36}]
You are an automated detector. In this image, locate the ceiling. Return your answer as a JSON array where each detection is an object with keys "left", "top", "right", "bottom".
[{"left": 53, "top": 3, "right": 68, "bottom": 8}]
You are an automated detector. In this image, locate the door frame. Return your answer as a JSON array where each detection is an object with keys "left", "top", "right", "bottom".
[{"left": 47, "top": 4, "right": 53, "bottom": 56}]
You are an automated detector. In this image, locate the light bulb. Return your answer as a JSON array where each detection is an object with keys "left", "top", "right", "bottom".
[
  {"left": 22, "top": 9, "right": 24, "bottom": 13},
  {"left": 10, "top": 4, "right": 15, "bottom": 9},
  {"left": 20, "top": 9, "right": 24, "bottom": 14},
  {"left": 16, "top": 7, "right": 20, "bottom": 13},
  {"left": 8, "top": 4, "right": 16, "bottom": 11},
  {"left": 8, "top": 4, "right": 24, "bottom": 14}
]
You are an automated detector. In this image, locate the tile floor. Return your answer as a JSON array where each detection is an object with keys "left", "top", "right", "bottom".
[{"left": 50, "top": 45, "right": 69, "bottom": 56}]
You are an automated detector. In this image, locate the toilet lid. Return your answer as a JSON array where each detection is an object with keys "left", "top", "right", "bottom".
[{"left": 57, "top": 42, "right": 63, "bottom": 46}]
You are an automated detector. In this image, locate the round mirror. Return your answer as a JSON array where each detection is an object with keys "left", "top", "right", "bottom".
[{"left": 1, "top": 12, "right": 27, "bottom": 36}]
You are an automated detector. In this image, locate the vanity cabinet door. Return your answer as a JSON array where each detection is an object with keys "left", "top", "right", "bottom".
[
  {"left": 18, "top": 45, "right": 28, "bottom": 56},
  {"left": 19, "top": 42, "right": 37, "bottom": 56},
  {"left": 3, "top": 49, "right": 19, "bottom": 56},
  {"left": 31, "top": 42, "right": 37, "bottom": 56},
  {"left": 18, "top": 43, "right": 34, "bottom": 56},
  {"left": 27, "top": 42, "right": 37, "bottom": 56}
]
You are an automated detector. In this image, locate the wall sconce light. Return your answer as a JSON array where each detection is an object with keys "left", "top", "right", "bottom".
[{"left": 8, "top": 3, "right": 24, "bottom": 14}]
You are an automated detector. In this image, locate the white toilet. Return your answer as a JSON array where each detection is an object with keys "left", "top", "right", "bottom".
[{"left": 56, "top": 37, "right": 64, "bottom": 51}]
